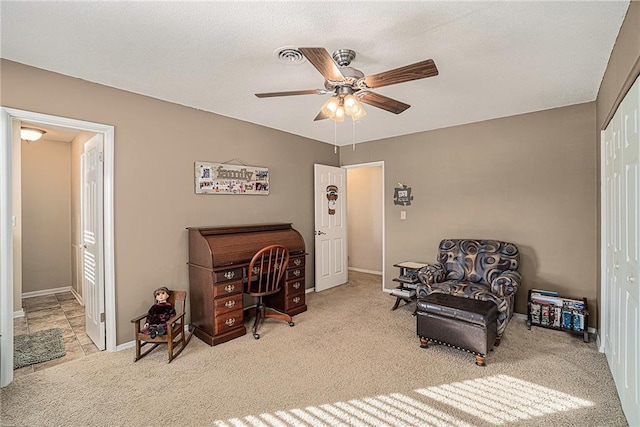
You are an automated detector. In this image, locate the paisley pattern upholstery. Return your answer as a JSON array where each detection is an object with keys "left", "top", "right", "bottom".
[{"left": 417, "top": 239, "right": 521, "bottom": 337}]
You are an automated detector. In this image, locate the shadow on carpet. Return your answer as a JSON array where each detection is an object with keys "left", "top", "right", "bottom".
[{"left": 14, "top": 328, "right": 66, "bottom": 369}]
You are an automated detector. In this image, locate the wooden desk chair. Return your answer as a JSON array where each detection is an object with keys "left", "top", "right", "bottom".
[
  {"left": 131, "top": 289, "right": 192, "bottom": 363},
  {"left": 246, "top": 245, "right": 294, "bottom": 339}
]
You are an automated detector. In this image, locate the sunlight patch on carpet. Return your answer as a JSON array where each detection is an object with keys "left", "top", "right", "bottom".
[{"left": 213, "top": 374, "right": 594, "bottom": 426}]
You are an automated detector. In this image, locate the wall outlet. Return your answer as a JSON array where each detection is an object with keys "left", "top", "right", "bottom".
[{"left": 400, "top": 211, "right": 406, "bottom": 220}]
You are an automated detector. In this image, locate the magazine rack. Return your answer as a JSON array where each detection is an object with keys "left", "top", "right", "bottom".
[{"left": 526, "top": 288, "right": 589, "bottom": 343}]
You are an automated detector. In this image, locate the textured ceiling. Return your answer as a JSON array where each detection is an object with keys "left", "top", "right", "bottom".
[{"left": 0, "top": 1, "right": 630, "bottom": 146}]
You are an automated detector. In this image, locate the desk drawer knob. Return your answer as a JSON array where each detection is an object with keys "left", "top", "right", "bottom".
[
  {"left": 224, "top": 271, "right": 235, "bottom": 280},
  {"left": 224, "top": 284, "right": 235, "bottom": 293},
  {"left": 224, "top": 300, "right": 236, "bottom": 309},
  {"left": 294, "top": 258, "right": 302, "bottom": 266},
  {"left": 292, "top": 282, "right": 301, "bottom": 290},
  {"left": 293, "top": 296, "right": 301, "bottom": 304},
  {"left": 225, "top": 318, "right": 236, "bottom": 327},
  {"left": 293, "top": 269, "right": 301, "bottom": 277}
]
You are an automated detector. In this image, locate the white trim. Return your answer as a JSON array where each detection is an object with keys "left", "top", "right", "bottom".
[
  {"left": 13, "top": 309, "right": 24, "bottom": 319},
  {"left": 22, "top": 286, "right": 72, "bottom": 299},
  {"left": 348, "top": 267, "right": 383, "bottom": 275},
  {"left": 0, "top": 109, "right": 14, "bottom": 387},
  {"left": 0, "top": 107, "right": 116, "bottom": 387},
  {"left": 342, "top": 161, "right": 386, "bottom": 290},
  {"left": 305, "top": 287, "right": 315, "bottom": 294},
  {"left": 599, "top": 129, "right": 608, "bottom": 354},
  {"left": 70, "top": 287, "right": 83, "bottom": 306},
  {"left": 117, "top": 341, "right": 135, "bottom": 352}
]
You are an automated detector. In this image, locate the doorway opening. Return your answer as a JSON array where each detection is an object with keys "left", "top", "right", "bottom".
[
  {"left": 1, "top": 107, "right": 115, "bottom": 387},
  {"left": 344, "top": 161, "right": 385, "bottom": 291}
]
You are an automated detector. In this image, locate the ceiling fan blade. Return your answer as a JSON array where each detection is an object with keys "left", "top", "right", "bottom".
[
  {"left": 255, "top": 89, "right": 323, "bottom": 98},
  {"left": 364, "top": 59, "right": 438, "bottom": 89},
  {"left": 299, "top": 48, "right": 345, "bottom": 82},
  {"left": 314, "top": 110, "right": 329, "bottom": 121},
  {"left": 359, "top": 91, "right": 410, "bottom": 114}
]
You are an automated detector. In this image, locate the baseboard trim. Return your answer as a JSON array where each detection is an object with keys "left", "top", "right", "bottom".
[
  {"left": 70, "top": 287, "right": 83, "bottom": 306},
  {"left": 117, "top": 324, "right": 192, "bottom": 352},
  {"left": 22, "top": 286, "right": 72, "bottom": 299},
  {"left": 348, "top": 267, "right": 383, "bottom": 275},
  {"left": 13, "top": 309, "right": 25, "bottom": 319}
]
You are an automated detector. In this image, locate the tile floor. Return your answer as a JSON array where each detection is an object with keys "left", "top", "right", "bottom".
[{"left": 13, "top": 292, "right": 100, "bottom": 379}]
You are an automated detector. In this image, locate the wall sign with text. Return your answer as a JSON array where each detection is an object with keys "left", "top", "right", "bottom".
[
  {"left": 393, "top": 184, "right": 413, "bottom": 206},
  {"left": 195, "top": 161, "right": 269, "bottom": 195}
]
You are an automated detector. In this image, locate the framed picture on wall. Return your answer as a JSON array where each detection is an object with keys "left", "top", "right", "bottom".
[{"left": 195, "top": 161, "right": 269, "bottom": 195}]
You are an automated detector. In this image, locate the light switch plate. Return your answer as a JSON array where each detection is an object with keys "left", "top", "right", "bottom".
[{"left": 400, "top": 211, "right": 406, "bottom": 220}]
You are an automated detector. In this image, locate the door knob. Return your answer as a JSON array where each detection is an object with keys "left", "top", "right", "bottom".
[
  {"left": 628, "top": 275, "right": 635, "bottom": 283},
  {"left": 315, "top": 230, "right": 326, "bottom": 235}
]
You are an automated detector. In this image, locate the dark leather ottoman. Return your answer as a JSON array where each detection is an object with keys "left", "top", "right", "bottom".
[{"left": 416, "top": 293, "right": 498, "bottom": 366}]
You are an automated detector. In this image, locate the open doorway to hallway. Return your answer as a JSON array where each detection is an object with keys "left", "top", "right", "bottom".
[
  {"left": 1, "top": 107, "right": 115, "bottom": 387},
  {"left": 345, "top": 162, "right": 385, "bottom": 290}
]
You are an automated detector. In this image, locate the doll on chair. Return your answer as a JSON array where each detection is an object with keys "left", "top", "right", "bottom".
[{"left": 144, "top": 287, "right": 176, "bottom": 339}]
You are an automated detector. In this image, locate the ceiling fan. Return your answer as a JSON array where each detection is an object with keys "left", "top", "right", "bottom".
[{"left": 255, "top": 47, "right": 438, "bottom": 122}]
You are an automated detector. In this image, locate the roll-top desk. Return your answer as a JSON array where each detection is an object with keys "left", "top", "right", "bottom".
[{"left": 188, "top": 223, "right": 307, "bottom": 346}]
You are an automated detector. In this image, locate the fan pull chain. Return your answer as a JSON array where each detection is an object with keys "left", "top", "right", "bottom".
[
  {"left": 334, "top": 121, "right": 338, "bottom": 154},
  {"left": 352, "top": 120, "right": 356, "bottom": 151}
]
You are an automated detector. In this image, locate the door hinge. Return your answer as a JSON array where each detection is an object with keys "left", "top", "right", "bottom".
[
  {"left": 100, "top": 312, "right": 106, "bottom": 323},
  {"left": 98, "top": 152, "right": 104, "bottom": 162}
]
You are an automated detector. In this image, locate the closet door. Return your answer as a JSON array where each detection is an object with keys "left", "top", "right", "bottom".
[{"left": 602, "top": 76, "right": 639, "bottom": 427}]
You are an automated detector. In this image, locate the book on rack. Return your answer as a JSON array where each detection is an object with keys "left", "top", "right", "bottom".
[{"left": 391, "top": 288, "right": 415, "bottom": 298}]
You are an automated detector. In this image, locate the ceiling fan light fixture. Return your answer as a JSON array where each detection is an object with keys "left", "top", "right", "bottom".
[
  {"left": 351, "top": 104, "right": 367, "bottom": 121},
  {"left": 334, "top": 105, "right": 345, "bottom": 122},
  {"left": 20, "top": 127, "right": 46, "bottom": 141},
  {"left": 343, "top": 94, "right": 358, "bottom": 114},
  {"left": 321, "top": 96, "right": 340, "bottom": 117}
]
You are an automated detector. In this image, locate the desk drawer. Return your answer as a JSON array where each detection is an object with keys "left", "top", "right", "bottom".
[
  {"left": 214, "top": 309, "right": 243, "bottom": 335},
  {"left": 213, "top": 267, "right": 243, "bottom": 283},
  {"left": 214, "top": 294, "right": 243, "bottom": 314},
  {"left": 287, "top": 293, "right": 305, "bottom": 311},
  {"left": 284, "top": 279, "right": 304, "bottom": 294},
  {"left": 285, "top": 267, "right": 304, "bottom": 281},
  {"left": 212, "top": 280, "right": 243, "bottom": 298},
  {"left": 288, "top": 256, "right": 305, "bottom": 269}
]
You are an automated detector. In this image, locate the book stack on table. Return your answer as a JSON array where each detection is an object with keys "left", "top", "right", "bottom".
[{"left": 391, "top": 287, "right": 416, "bottom": 299}]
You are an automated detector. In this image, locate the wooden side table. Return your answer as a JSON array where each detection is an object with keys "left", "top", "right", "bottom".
[{"left": 390, "top": 261, "right": 427, "bottom": 311}]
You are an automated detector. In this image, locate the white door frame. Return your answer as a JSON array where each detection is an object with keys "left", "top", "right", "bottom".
[
  {"left": 599, "top": 129, "right": 608, "bottom": 353},
  {"left": 342, "top": 161, "right": 386, "bottom": 291},
  {"left": 0, "top": 107, "right": 116, "bottom": 387}
]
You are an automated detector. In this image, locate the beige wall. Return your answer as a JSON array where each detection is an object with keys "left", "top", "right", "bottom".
[
  {"left": 21, "top": 138, "right": 72, "bottom": 293},
  {"left": 2, "top": 2, "right": 638, "bottom": 341},
  {"left": 596, "top": 1, "right": 640, "bottom": 131},
  {"left": 346, "top": 166, "right": 383, "bottom": 273},
  {"left": 341, "top": 103, "right": 598, "bottom": 324},
  {"left": 1, "top": 59, "right": 338, "bottom": 344}
]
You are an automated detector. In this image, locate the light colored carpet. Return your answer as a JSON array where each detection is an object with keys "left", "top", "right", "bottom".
[
  {"left": 13, "top": 328, "right": 66, "bottom": 369},
  {"left": 0, "top": 272, "right": 628, "bottom": 427}
]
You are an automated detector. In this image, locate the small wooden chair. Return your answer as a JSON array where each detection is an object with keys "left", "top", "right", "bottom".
[
  {"left": 245, "top": 245, "right": 294, "bottom": 339},
  {"left": 131, "top": 289, "right": 192, "bottom": 363}
]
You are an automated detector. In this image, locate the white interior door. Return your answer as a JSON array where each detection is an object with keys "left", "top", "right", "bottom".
[
  {"left": 602, "top": 76, "right": 639, "bottom": 427},
  {"left": 82, "top": 134, "right": 105, "bottom": 350},
  {"left": 314, "top": 164, "right": 347, "bottom": 292}
]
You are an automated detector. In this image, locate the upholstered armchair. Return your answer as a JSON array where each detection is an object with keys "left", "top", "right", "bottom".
[{"left": 416, "top": 239, "right": 521, "bottom": 341}]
